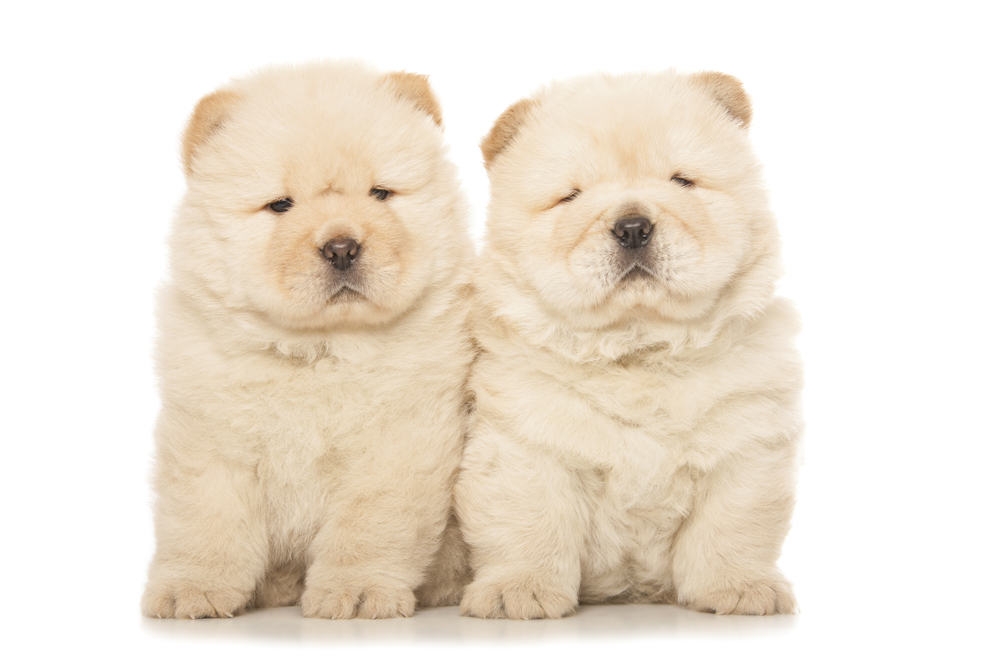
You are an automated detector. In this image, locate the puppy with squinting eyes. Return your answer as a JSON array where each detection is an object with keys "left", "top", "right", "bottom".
[
  {"left": 455, "top": 71, "right": 803, "bottom": 618},
  {"left": 141, "top": 62, "right": 473, "bottom": 620}
]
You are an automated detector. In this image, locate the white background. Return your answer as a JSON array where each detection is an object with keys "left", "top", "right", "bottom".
[{"left": 2, "top": 1, "right": 997, "bottom": 664}]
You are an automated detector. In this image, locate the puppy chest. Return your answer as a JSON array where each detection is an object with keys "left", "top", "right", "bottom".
[
  {"left": 578, "top": 461, "right": 696, "bottom": 595},
  {"left": 251, "top": 419, "right": 343, "bottom": 548},
  {"left": 229, "top": 369, "right": 369, "bottom": 538},
  {"left": 230, "top": 356, "right": 388, "bottom": 447}
]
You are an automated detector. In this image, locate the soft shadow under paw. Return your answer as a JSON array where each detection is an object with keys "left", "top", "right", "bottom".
[{"left": 416, "top": 581, "right": 465, "bottom": 608}]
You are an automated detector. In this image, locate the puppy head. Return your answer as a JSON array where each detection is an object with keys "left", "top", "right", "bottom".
[
  {"left": 481, "top": 71, "right": 778, "bottom": 330},
  {"left": 176, "top": 62, "right": 465, "bottom": 331}
]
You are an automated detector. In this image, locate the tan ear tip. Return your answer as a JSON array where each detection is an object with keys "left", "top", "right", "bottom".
[
  {"left": 181, "top": 88, "right": 240, "bottom": 175},
  {"left": 384, "top": 70, "right": 444, "bottom": 127},
  {"left": 480, "top": 131, "right": 502, "bottom": 168},
  {"left": 692, "top": 71, "right": 752, "bottom": 129},
  {"left": 481, "top": 97, "right": 539, "bottom": 169}
]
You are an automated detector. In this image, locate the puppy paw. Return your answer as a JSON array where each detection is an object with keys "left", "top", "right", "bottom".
[
  {"left": 685, "top": 578, "right": 796, "bottom": 615},
  {"left": 301, "top": 581, "right": 416, "bottom": 619},
  {"left": 141, "top": 581, "right": 250, "bottom": 619},
  {"left": 461, "top": 576, "right": 577, "bottom": 620}
]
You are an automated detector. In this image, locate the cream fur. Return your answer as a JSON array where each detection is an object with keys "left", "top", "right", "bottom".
[
  {"left": 142, "top": 62, "right": 474, "bottom": 620},
  {"left": 455, "top": 71, "right": 803, "bottom": 618}
]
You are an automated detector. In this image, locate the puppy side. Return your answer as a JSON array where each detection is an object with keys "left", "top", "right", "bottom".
[
  {"left": 142, "top": 62, "right": 474, "bottom": 620},
  {"left": 455, "top": 71, "right": 802, "bottom": 618}
]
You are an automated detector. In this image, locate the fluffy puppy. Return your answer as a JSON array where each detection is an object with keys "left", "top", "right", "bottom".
[
  {"left": 142, "top": 62, "right": 473, "bottom": 620},
  {"left": 455, "top": 71, "right": 803, "bottom": 618}
]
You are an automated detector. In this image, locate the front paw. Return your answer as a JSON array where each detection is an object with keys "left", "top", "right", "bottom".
[
  {"left": 301, "top": 580, "right": 416, "bottom": 619},
  {"left": 142, "top": 580, "right": 251, "bottom": 619},
  {"left": 684, "top": 578, "right": 796, "bottom": 615},
  {"left": 461, "top": 575, "right": 577, "bottom": 620}
]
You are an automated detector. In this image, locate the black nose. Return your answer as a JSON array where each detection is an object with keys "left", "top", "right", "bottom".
[
  {"left": 321, "top": 237, "right": 361, "bottom": 270},
  {"left": 612, "top": 217, "right": 654, "bottom": 249}
]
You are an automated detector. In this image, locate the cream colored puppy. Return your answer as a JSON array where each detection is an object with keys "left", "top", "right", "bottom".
[
  {"left": 455, "top": 71, "right": 803, "bottom": 618},
  {"left": 142, "top": 62, "right": 473, "bottom": 620}
]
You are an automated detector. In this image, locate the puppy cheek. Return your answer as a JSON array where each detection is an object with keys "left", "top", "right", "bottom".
[
  {"left": 361, "top": 217, "right": 417, "bottom": 289},
  {"left": 270, "top": 229, "right": 328, "bottom": 296},
  {"left": 566, "top": 241, "right": 617, "bottom": 295},
  {"left": 212, "top": 216, "right": 285, "bottom": 306}
]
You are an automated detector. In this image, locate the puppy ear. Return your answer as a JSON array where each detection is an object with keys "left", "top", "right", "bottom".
[
  {"left": 481, "top": 98, "right": 539, "bottom": 169},
  {"left": 690, "top": 71, "right": 752, "bottom": 129},
  {"left": 181, "top": 88, "right": 241, "bottom": 175},
  {"left": 382, "top": 71, "right": 443, "bottom": 127}
]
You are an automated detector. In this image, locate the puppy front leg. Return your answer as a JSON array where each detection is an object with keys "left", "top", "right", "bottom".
[
  {"left": 302, "top": 455, "right": 454, "bottom": 619},
  {"left": 671, "top": 447, "right": 798, "bottom": 615},
  {"left": 456, "top": 432, "right": 584, "bottom": 619},
  {"left": 142, "top": 441, "right": 268, "bottom": 619}
]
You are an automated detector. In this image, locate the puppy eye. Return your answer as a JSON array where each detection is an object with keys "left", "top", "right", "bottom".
[
  {"left": 268, "top": 198, "right": 294, "bottom": 213},
  {"left": 560, "top": 189, "right": 581, "bottom": 204},
  {"left": 671, "top": 175, "right": 694, "bottom": 188},
  {"left": 369, "top": 187, "right": 394, "bottom": 201}
]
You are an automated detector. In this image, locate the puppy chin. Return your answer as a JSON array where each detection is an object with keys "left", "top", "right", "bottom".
[
  {"left": 296, "top": 296, "right": 411, "bottom": 331},
  {"left": 558, "top": 275, "right": 719, "bottom": 329},
  {"left": 255, "top": 279, "right": 389, "bottom": 331},
  {"left": 326, "top": 285, "right": 366, "bottom": 304}
]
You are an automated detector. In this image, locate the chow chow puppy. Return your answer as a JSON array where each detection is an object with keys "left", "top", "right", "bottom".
[
  {"left": 455, "top": 71, "right": 803, "bottom": 618},
  {"left": 141, "top": 62, "right": 473, "bottom": 620}
]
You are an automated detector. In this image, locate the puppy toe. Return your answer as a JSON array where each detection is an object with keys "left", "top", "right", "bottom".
[
  {"left": 461, "top": 576, "right": 576, "bottom": 620},
  {"left": 142, "top": 582, "right": 248, "bottom": 619},
  {"left": 302, "top": 581, "right": 415, "bottom": 620},
  {"left": 357, "top": 586, "right": 416, "bottom": 619},
  {"left": 301, "top": 585, "right": 362, "bottom": 619},
  {"left": 688, "top": 579, "right": 796, "bottom": 616}
]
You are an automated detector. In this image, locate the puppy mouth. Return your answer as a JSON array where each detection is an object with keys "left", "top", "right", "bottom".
[
  {"left": 615, "top": 261, "right": 660, "bottom": 284},
  {"left": 327, "top": 283, "right": 366, "bottom": 302}
]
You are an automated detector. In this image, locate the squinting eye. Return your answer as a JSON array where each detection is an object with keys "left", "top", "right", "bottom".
[
  {"left": 560, "top": 189, "right": 581, "bottom": 204},
  {"left": 671, "top": 175, "right": 694, "bottom": 188},
  {"left": 370, "top": 187, "right": 393, "bottom": 201},
  {"left": 268, "top": 198, "right": 294, "bottom": 213}
]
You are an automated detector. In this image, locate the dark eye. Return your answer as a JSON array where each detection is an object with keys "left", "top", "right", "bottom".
[
  {"left": 671, "top": 175, "right": 694, "bottom": 188},
  {"left": 560, "top": 189, "right": 581, "bottom": 204},
  {"left": 268, "top": 198, "right": 294, "bottom": 213},
  {"left": 369, "top": 187, "right": 393, "bottom": 201}
]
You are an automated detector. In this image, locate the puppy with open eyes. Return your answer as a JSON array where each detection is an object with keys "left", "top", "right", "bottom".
[
  {"left": 141, "top": 62, "right": 473, "bottom": 620},
  {"left": 455, "top": 71, "right": 803, "bottom": 618}
]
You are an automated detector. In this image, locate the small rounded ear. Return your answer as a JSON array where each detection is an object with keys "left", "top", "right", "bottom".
[
  {"left": 690, "top": 71, "right": 752, "bottom": 129},
  {"left": 382, "top": 71, "right": 443, "bottom": 126},
  {"left": 481, "top": 98, "right": 539, "bottom": 169},
  {"left": 181, "top": 88, "right": 241, "bottom": 175}
]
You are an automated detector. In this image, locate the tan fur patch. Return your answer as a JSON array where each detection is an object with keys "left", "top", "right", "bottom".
[
  {"left": 690, "top": 71, "right": 753, "bottom": 128},
  {"left": 382, "top": 71, "right": 443, "bottom": 127},
  {"left": 181, "top": 88, "right": 241, "bottom": 176},
  {"left": 480, "top": 98, "right": 540, "bottom": 168}
]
